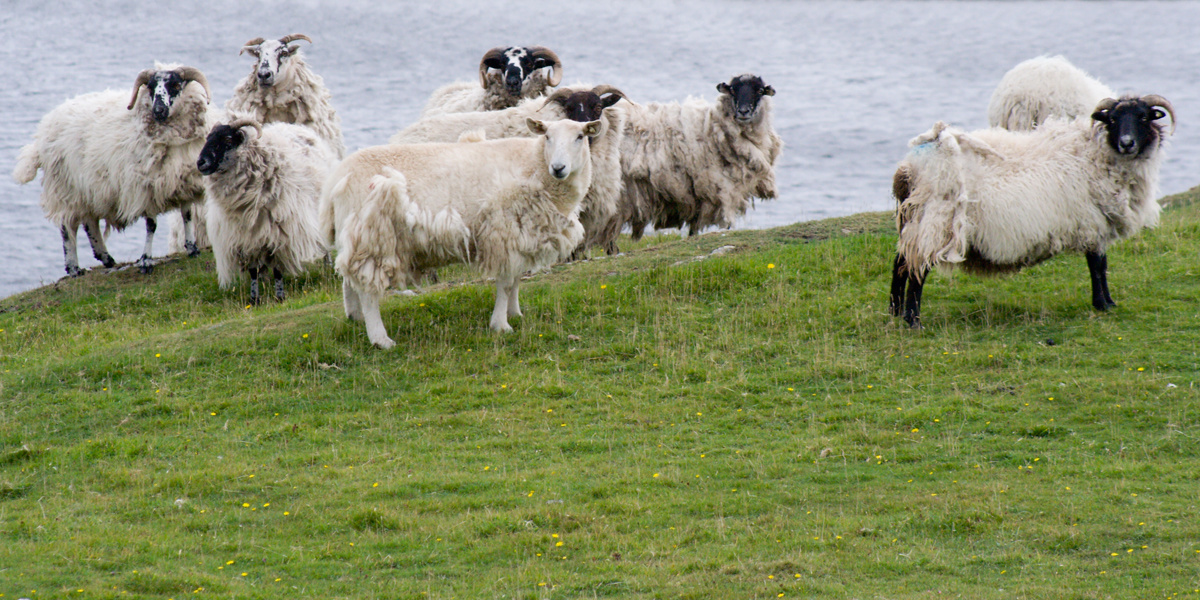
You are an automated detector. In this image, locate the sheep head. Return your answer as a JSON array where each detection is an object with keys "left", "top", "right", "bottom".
[
  {"left": 542, "top": 85, "right": 627, "bottom": 122},
  {"left": 480, "top": 46, "right": 562, "bottom": 97},
  {"left": 241, "top": 33, "right": 313, "bottom": 88},
  {"left": 127, "top": 66, "right": 211, "bottom": 122},
  {"left": 528, "top": 118, "right": 602, "bottom": 181},
  {"left": 197, "top": 118, "right": 262, "bottom": 175},
  {"left": 1092, "top": 95, "right": 1175, "bottom": 158},
  {"left": 717, "top": 74, "right": 775, "bottom": 124}
]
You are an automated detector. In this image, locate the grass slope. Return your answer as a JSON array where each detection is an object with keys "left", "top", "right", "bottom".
[{"left": 2, "top": 189, "right": 1199, "bottom": 599}]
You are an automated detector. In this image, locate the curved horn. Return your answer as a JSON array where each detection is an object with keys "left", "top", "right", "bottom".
[
  {"left": 226, "top": 117, "right": 263, "bottom": 138},
  {"left": 174, "top": 66, "right": 212, "bottom": 104},
  {"left": 478, "top": 47, "right": 508, "bottom": 88},
  {"left": 127, "top": 69, "right": 156, "bottom": 110},
  {"left": 240, "top": 37, "right": 265, "bottom": 55},
  {"left": 1141, "top": 94, "right": 1176, "bottom": 135},
  {"left": 527, "top": 46, "right": 562, "bottom": 87},
  {"left": 1093, "top": 97, "right": 1119, "bottom": 113},
  {"left": 590, "top": 85, "right": 626, "bottom": 102},
  {"left": 279, "top": 33, "right": 313, "bottom": 45},
  {"left": 540, "top": 88, "right": 575, "bottom": 110}
]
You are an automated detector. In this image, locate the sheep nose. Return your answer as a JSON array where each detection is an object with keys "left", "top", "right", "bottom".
[
  {"left": 1118, "top": 135, "right": 1137, "bottom": 153},
  {"left": 550, "top": 164, "right": 567, "bottom": 179}
]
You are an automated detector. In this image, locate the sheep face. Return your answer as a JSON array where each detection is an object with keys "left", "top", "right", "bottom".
[
  {"left": 127, "top": 66, "right": 211, "bottom": 123},
  {"left": 717, "top": 74, "right": 775, "bottom": 124},
  {"left": 481, "top": 46, "right": 562, "bottom": 97},
  {"left": 544, "top": 86, "right": 626, "bottom": 122},
  {"left": 1091, "top": 96, "right": 1174, "bottom": 158},
  {"left": 197, "top": 124, "right": 247, "bottom": 175},
  {"left": 241, "top": 35, "right": 312, "bottom": 88},
  {"left": 527, "top": 118, "right": 602, "bottom": 180}
]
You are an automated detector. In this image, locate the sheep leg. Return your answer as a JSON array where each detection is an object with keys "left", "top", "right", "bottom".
[
  {"left": 342, "top": 278, "right": 364, "bottom": 322},
  {"left": 181, "top": 206, "right": 200, "bottom": 257},
  {"left": 247, "top": 266, "right": 261, "bottom": 306},
  {"left": 889, "top": 254, "right": 908, "bottom": 317},
  {"left": 137, "top": 217, "right": 157, "bottom": 274},
  {"left": 506, "top": 280, "right": 523, "bottom": 319},
  {"left": 490, "top": 278, "right": 514, "bottom": 333},
  {"left": 902, "top": 268, "right": 927, "bottom": 329},
  {"left": 82, "top": 219, "right": 115, "bottom": 269},
  {"left": 274, "top": 267, "right": 286, "bottom": 302},
  {"left": 60, "top": 225, "right": 82, "bottom": 277},
  {"left": 1086, "top": 251, "right": 1116, "bottom": 310},
  {"left": 357, "top": 290, "right": 395, "bottom": 349}
]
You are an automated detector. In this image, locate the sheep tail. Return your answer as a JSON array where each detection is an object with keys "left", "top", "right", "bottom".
[{"left": 12, "top": 142, "right": 40, "bottom": 184}]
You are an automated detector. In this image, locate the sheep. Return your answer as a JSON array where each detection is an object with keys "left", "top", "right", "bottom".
[
  {"left": 987, "top": 55, "right": 1115, "bottom": 131},
  {"left": 392, "top": 85, "right": 627, "bottom": 257},
  {"left": 889, "top": 95, "right": 1175, "bottom": 328},
  {"left": 322, "top": 117, "right": 603, "bottom": 348},
  {"left": 196, "top": 117, "right": 337, "bottom": 305},
  {"left": 419, "top": 46, "right": 562, "bottom": 117},
  {"left": 12, "top": 64, "right": 213, "bottom": 276},
  {"left": 602, "top": 74, "right": 783, "bottom": 252}
]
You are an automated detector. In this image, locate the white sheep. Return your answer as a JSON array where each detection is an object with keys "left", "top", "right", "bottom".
[
  {"left": 12, "top": 63, "right": 213, "bottom": 276},
  {"left": 605, "top": 74, "right": 783, "bottom": 252},
  {"left": 322, "top": 117, "right": 603, "bottom": 348},
  {"left": 987, "top": 55, "right": 1115, "bottom": 131},
  {"left": 392, "top": 85, "right": 627, "bottom": 258},
  {"left": 419, "top": 46, "right": 562, "bottom": 118},
  {"left": 889, "top": 95, "right": 1175, "bottom": 328},
  {"left": 196, "top": 117, "right": 337, "bottom": 304}
]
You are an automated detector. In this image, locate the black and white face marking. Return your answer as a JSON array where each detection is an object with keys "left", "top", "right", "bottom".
[
  {"left": 1092, "top": 98, "right": 1168, "bottom": 158},
  {"left": 148, "top": 71, "right": 186, "bottom": 122},
  {"left": 558, "top": 91, "right": 623, "bottom": 123},
  {"left": 197, "top": 124, "right": 247, "bottom": 175},
  {"left": 717, "top": 74, "right": 775, "bottom": 124},
  {"left": 483, "top": 47, "right": 550, "bottom": 97},
  {"left": 246, "top": 39, "right": 298, "bottom": 87}
]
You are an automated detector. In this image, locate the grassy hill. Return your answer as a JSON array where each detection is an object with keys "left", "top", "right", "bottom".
[{"left": 2, "top": 188, "right": 1199, "bottom": 599}]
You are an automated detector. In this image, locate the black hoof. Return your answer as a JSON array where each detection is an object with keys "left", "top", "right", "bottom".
[
  {"left": 138, "top": 265, "right": 154, "bottom": 274},
  {"left": 66, "top": 266, "right": 84, "bottom": 278},
  {"left": 1092, "top": 301, "right": 1109, "bottom": 312},
  {"left": 100, "top": 256, "right": 116, "bottom": 269},
  {"left": 185, "top": 241, "right": 199, "bottom": 258}
]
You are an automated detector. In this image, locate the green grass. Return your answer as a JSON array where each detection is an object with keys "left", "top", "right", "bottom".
[{"left": 2, "top": 188, "right": 1199, "bottom": 599}]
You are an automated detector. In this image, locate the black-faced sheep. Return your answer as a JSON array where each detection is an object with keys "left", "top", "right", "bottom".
[
  {"left": 196, "top": 117, "right": 337, "bottom": 304},
  {"left": 322, "top": 118, "right": 604, "bottom": 348},
  {"left": 13, "top": 64, "right": 213, "bottom": 276},
  {"left": 987, "top": 55, "right": 1115, "bottom": 131},
  {"left": 890, "top": 95, "right": 1175, "bottom": 328},
  {"left": 420, "top": 46, "right": 562, "bottom": 117}
]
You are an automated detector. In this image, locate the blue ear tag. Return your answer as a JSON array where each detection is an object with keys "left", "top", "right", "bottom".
[{"left": 910, "top": 142, "right": 935, "bottom": 156}]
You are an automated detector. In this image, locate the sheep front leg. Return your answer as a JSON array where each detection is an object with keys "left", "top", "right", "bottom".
[
  {"left": 506, "top": 280, "right": 522, "bottom": 319},
  {"left": 902, "top": 268, "right": 927, "bottom": 329},
  {"left": 342, "top": 278, "right": 364, "bottom": 322},
  {"left": 490, "top": 278, "right": 514, "bottom": 333},
  {"left": 181, "top": 206, "right": 200, "bottom": 257},
  {"left": 83, "top": 218, "right": 115, "bottom": 268},
  {"left": 274, "top": 267, "right": 286, "bottom": 302},
  {"left": 137, "top": 217, "right": 157, "bottom": 274},
  {"left": 1086, "top": 251, "right": 1116, "bottom": 310},
  {"left": 247, "top": 266, "right": 261, "bottom": 306},
  {"left": 888, "top": 254, "right": 907, "bottom": 317},
  {"left": 60, "top": 225, "right": 82, "bottom": 277},
  {"left": 357, "top": 290, "right": 395, "bottom": 349}
]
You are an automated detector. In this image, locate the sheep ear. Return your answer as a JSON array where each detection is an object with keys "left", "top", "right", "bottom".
[
  {"left": 527, "top": 118, "right": 547, "bottom": 135},
  {"left": 717, "top": 82, "right": 733, "bottom": 95},
  {"left": 762, "top": 85, "right": 776, "bottom": 97},
  {"left": 583, "top": 120, "right": 603, "bottom": 137},
  {"left": 1151, "top": 108, "right": 1167, "bottom": 121},
  {"left": 240, "top": 46, "right": 261, "bottom": 58},
  {"left": 599, "top": 93, "right": 623, "bottom": 109},
  {"left": 1091, "top": 109, "right": 1110, "bottom": 123}
]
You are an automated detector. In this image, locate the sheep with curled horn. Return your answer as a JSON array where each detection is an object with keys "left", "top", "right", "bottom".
[
  {"left": 890, "top": 94, "right": 1175, "bottom": 329},
  {"left": 196, "top": 114, "right": 337, "bottom": 305},
  {"left": 392, "top": 84, "right": 627, "bottom": 259},
  {"left": 13, "top": 63, "right": 214, "bottom": 276},
  {"left": 420, "top": 46, "right": 563, "bottom": 117}
]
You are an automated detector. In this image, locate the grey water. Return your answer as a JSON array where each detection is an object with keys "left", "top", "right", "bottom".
[{"left": 2, "top": 0, "right": 1199, "bottom": 299}]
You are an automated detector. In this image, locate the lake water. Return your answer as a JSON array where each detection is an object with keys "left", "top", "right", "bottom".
[{"left": 3, "top": 0, "right": 1199, "bottom": 298}]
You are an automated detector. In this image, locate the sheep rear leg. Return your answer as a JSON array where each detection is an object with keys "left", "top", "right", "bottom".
[
  {"left": 342, "top": 278, "right": 364, "bottom": 322},
  {"left": 247, "top": 266, "right": 261, "bottom": 306},
  {"left": 490, "top": 278, "right": 514, "bottom": 333},
  {"left": 1086, "top": 251, "right": 1116, "bottom": 310},
  {"left": 506, "top": 280, "right": 522, "bottom": 319},
  {"left": 137, "top": 217, "right": 157, "bottom": 274},
  {"left": 60, "top": 225, "right": 82, "bottom": 277},
  {"left": 357, "top": 290, "right": 394, "bottom": 349},
  {"left": 181, "top": 207, "right": 200, "bottom": 257},
  {"left": 889, "top": 254, "right": 908, "bottom": 317},
  {"left": 83, "top": 219, "right": 115, "bottom": 268},
  {"left": 902, "top": 268, "right": 927, "bottom": 330},
  {"left": 274, "top": 267, "right": 286, "bottom": 302}
]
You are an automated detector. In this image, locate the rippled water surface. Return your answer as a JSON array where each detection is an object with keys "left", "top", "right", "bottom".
[{"left": 3, "top": 0, "right": 1199, "bottom": 297}]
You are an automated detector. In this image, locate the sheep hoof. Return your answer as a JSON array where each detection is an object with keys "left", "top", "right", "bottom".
[
  {"left": 373, "top": 337, "right": 396, "bottom": 350},
  {"left": 136, "top": 256, "right": 154, "bottom": 274},
  {"left": 490, "top": 320, "right": 514, "bottom": 333},
  {"left": 100, "top": 256, "right": 116, "bottom": 269},
  {"left": 185, "top": 241, "right": 200, "bottom": 258},
  {"left": 65, "top": 266, "right": 84, "bottom": 278}
]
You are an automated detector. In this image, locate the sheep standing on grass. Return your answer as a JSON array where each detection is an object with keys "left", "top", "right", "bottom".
[
  {"left": 322, "top": 117, "right": 603, "bottom": 348},
  {"left": 196, "top": 117, "right": 337, "bottom": 305},
  {"left": 889, "top": 95, "right": 1175, "bottom": 328},
  {"left": 987, "top": 55, "right": 1115, "bottom": 131},
  {"left": 13, "top": 64, "right": 213, "bottom": 276},
  {"left": 604, "top": 74, "right": 783, "bottom": 252},
  {"left": 392, "top": 85, "right": 627, "bottom": 258},
  {"left": 420, "top": 46, "right": 562, "bottom": 117}
]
